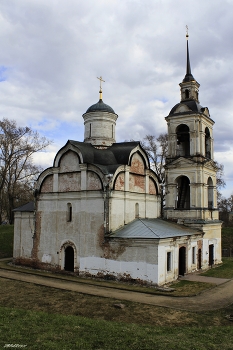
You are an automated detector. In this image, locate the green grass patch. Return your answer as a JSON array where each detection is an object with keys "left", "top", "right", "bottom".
[
  {"left": 0, "top": 225, "right": 14, "bottom": 258},
  {"left": 201, "top": 257, "right": 233, "bottom": 279},
  {"left": 0, "top": 306, "right": 233, "bottom": 350},
  {"left": 169, "top": 279, "right": 215, "bottom": 296},
  {"left": 222, "top": 227, "right": 233, "bottom": 250}
]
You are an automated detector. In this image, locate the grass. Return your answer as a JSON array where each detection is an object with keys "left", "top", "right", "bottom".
[
  {"left": 201, "top": 258, "right": 233, "bottom": 279},
  {"left": 0, "top": 306, "right": 233, "bottom": 350},
  {"left": 1, "top": 225, "right": 233, "bottom": 348},
  {"left": 222, "top": 226, "right": 233, "bottom": 250},
  {"left": 0, "top": 278, "right": 233, "bottom": 349},
  {"left": 0, "top": 224, "right": 13, "bottom": 258}
]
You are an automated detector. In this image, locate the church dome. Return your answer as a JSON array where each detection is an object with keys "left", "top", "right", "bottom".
[
  {"left": 86, "top": 99, "right": 115, "bottom": 114},
  {"left": 169, "top": 100, "right": 204, "bottom": 116}
]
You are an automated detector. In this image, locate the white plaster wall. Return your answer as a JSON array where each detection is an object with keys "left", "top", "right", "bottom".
[
  {"left": 79, "top": 256, "right": 159, "bottom": 284},
  {"left": 13, "top": 212, "right": 35, "bottom": 259}
]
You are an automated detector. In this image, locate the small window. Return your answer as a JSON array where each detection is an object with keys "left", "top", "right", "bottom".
[
  {"left": 135, "top": 203, "right": 139, "bottom": 218},
  {"left": 185, "top": 89, "right": 189, "bottom": 99},
  {"left": 192, "top": 247, "right": 196, "bottom": 265},
  {"left": 167, "top": 252, "right": 171, "bottom": 272},
  {"left": 67, "top": 203, "right": 72, "bottom": 222},
  {"left": 89, "top": 123, "right": 92, "bottom": 137}
]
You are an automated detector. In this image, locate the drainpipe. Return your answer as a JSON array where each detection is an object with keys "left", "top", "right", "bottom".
[{"left": 103, "top": 174, "right": 113, "bottom": 236}]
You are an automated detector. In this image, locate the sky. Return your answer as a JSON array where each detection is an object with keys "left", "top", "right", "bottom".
[{"left": 0, "top": 0, "right": 233, "bottom": 198}]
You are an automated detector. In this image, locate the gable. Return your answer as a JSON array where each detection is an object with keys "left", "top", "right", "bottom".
[
  {"left": 59, "top": 150, "right": 80, "bottom": 172},
  {"left": 130, "top": 152, "right": 145, "bottom": 174}
]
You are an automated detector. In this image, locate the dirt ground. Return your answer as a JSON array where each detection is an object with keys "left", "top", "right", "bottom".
[{"left": 0, "top": 266, "right": 233, "bottom": 312}]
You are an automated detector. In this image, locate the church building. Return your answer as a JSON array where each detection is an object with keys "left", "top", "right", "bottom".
[{"left": 13, "top": 35, "right": 222, "bottom": 286}]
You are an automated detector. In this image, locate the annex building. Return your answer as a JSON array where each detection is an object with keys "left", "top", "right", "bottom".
[{"left": 13, "top": 37, "right": 222, "bottom": 285}]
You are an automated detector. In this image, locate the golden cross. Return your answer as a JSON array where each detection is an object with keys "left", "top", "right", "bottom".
[{"left": 97, "top": 76, "right": 105, "bottom": 91}]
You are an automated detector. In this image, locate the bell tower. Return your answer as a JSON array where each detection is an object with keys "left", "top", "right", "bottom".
[
  {"left": 164, "top": 31, "right": 220, "bottom": 221},
  {"left": 164, "top": 31, "right": 222, "bottom": 269}
]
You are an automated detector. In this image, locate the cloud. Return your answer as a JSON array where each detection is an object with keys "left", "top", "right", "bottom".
[{"left": 0, "top": 0, "right": 233, "bottom": 195}]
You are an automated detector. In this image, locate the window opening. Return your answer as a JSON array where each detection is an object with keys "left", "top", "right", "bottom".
[
  {"left": 207, "top": 177, "right": 214, "bottom": 209},
  {"left": 185, "top": 89, "right": 189, "bottom": 99},
  {"left": 167, "top": 252, "right": 171, "bottom": 272},
  {"left": 67, "top": 203, "right": 72, "bottom": 222},
  {"left": 176, "top": 124, "right": 190, "bottom": 156},
  {"left": 176, "top": 176, "right": 190, "bottom": 209},
  {"left": 192, "top": 247, "right": 196, "bottom": 264},
  {"left": 205, "top": 127, "right": 211, "bottom": 159},
  {"left": 89, "top": 123, "right": 92, "bottom": 137},
  {"left": 135, "top": 203, "right": 139, "bottom": 218}
]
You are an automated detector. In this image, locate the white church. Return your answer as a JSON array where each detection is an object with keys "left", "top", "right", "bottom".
[{"left": 13, "top": 37, "right": 222, "bottom": 285}]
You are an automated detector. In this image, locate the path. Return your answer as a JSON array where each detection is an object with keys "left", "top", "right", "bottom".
[{"left": 0, "top": 266, "right": 233, "bottom": 311}]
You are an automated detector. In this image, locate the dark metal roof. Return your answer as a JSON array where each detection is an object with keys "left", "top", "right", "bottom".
[
  {"left": 169, "top": 100, "right": 205, "bottom": 116},
  {"left": 111, "top": 218, "right": 200, "bottom": 239},
  {"left": 13, "top": 201, "right": 35, "bottom": 212},
  {"left": 183, "top": 40, "right": 195, "bottom": 82},
  {"left": 68, "top": 140, "right": 141, "bottom": 174},
  {"left": 85, "top": 99, "right": 115, "bottom": 114}
]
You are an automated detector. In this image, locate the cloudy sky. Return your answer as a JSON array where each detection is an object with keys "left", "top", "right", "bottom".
[{"left": 0, "top": 0, "right": 233, "bottom": 197}]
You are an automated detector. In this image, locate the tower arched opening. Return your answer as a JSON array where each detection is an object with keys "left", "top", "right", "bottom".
[
  {"left": 176, "top": 175, "right": 190, "bottom": 209},
  {"left": 207, "top": 177, "right": 214, "bottom": 209},
  {"left": 176, "top": 124, "right": 190, "bottom": 157},
  {"left": 205, "top": 127, "right": 211, "bottom": 159}
]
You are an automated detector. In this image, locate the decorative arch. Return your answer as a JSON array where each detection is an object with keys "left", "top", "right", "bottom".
[
  {"left": 175, "top": 175, "right": 190, "bottom": 209},
  {"left": 59, "top": 240, "right": 79, "bottom": 272},
  {"left": 59, "top": 150, "right": 80, "bottom": 172},
  {"left": 176, "top": 124, "right": 190, "bottom": 157},
  {"left": 54, "top": 142, "right": 83, "bottom": 167},
  {"left": 129, "top": 151, "right": 147, "bottom": 174}
]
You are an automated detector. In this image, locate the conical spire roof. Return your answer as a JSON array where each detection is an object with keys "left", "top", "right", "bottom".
[{"left": 182, "top": 37, "right": 195, "bottom": 82}]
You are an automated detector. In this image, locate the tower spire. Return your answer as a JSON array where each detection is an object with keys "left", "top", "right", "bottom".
[{"left": 183, "top": 26, "right": 195, "bottom": 82}]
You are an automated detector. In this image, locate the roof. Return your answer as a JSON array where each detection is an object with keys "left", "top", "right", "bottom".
[
  {"left": 183, "top": 39, "right": 195, "bottom": 82},
  {"left": 85, "top": 99, "right": 115, "bottom": 114},
  {"left": 67, "top": 140, "right": 142, "bottom": 174},
  {"left": 169, "top": 100, "right": 205, "bottom": 116},
  {"left": 111, "top": 218, "right": 200, "bottom": 239},
  {"left": 13, "top": 201, "right": 35, "bottom": 212}
]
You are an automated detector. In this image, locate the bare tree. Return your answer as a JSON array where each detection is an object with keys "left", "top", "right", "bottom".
[
  {"left": 142, "top": 133, "right": 168, "bottom": 216},
  {"left": 0, "top": 118, "right": 52, "bottom": 223}
]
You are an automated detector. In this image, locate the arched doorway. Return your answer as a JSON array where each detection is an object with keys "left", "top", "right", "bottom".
[
  {"left": 64, "top": 246, "right": 74, "bottom": 272},
  {"left": 179, "top": 246, "right": 186, "bottom": 276}
]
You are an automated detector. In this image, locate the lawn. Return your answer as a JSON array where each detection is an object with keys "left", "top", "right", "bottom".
[
  {"left": 0, "top": 224, "right": 13, "bottom": 258},
  {"left": 0, "top": 306, "right": 233, "bottom": 350},
  {"left": 1, "top": 225, "right": 233, "bottom": 349},
  {"left": 201, "top": 257, "right": 233, "bottom": 279}
]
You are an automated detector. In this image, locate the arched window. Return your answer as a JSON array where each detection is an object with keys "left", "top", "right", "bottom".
[
  {"left": 89, "top": 123, "right": 92, "bottom": 137},
  {"left": 205, "top": 127, "right": 211, "bottom": 159},
  {"left": 176, "top": 176, "right": 190, "bottom": 209},
  {"left": 207, "top": 177, "right": 214, "bottom": 209},
  {"left": 135, "top": 203, "right": 139, "bottom": 218},
  {"left": 67, "top": 203, "right": 72, "bottom": 222},
  {"left": 185, "top": 89, "right": 189, "bottom": 99},
  {"left": 176, "top": 124, "right": 190, "bottom": 157}
]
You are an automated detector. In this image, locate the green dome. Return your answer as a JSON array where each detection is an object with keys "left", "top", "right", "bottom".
[{"left": 86, "top": 99, "right": 115, "bottom": 114}]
